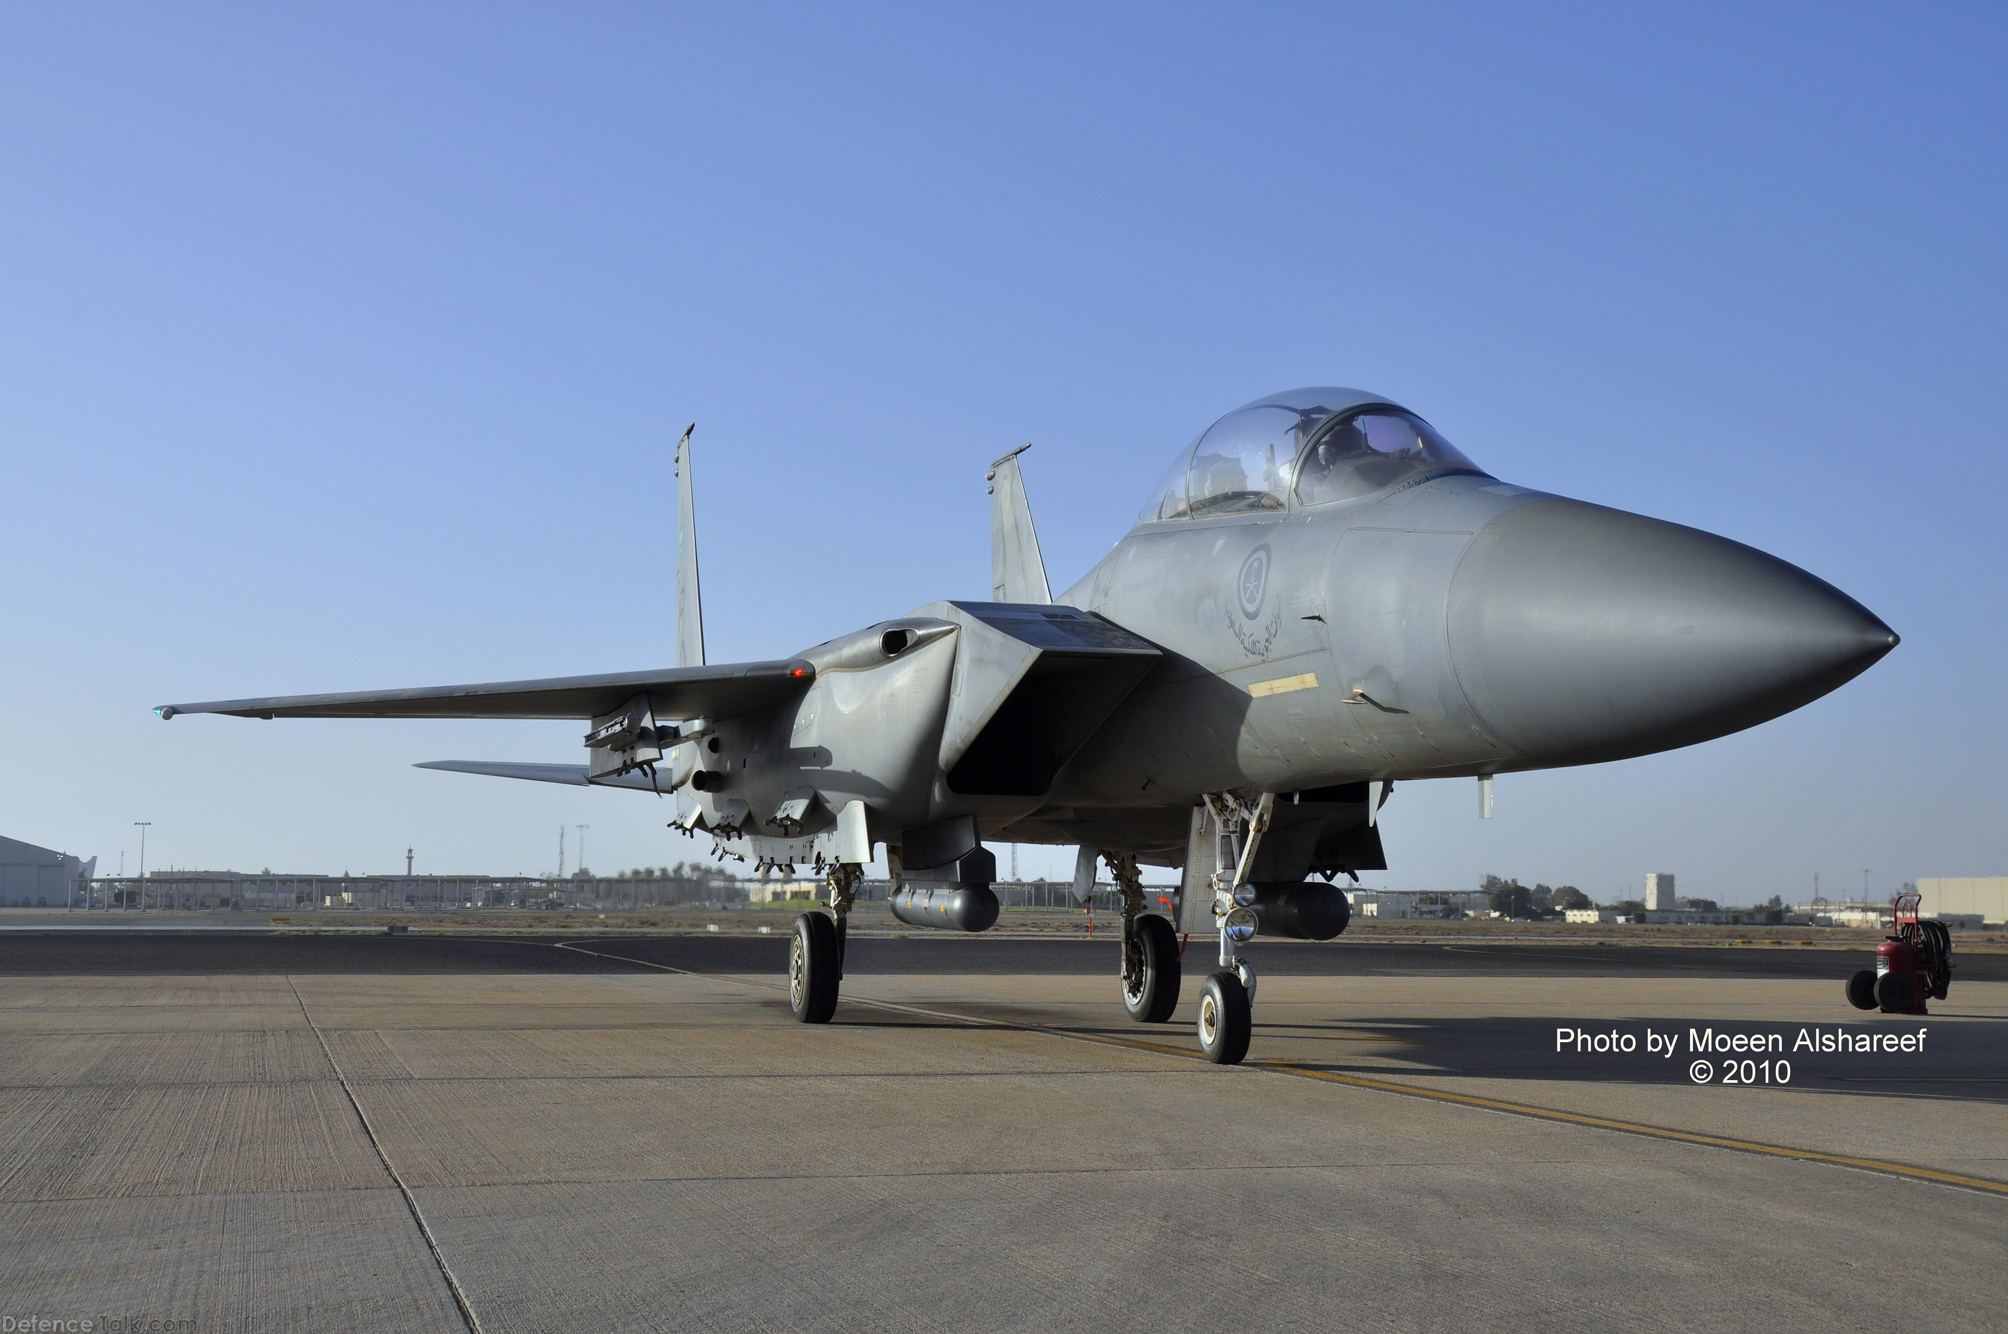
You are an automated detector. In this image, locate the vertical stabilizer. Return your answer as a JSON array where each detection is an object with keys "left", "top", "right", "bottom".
[
  {"left": 674, "top": 423, "right": 706, "bottom": 667},
  {"left": 987, "top": 445, "right": 1052, "bottom": 604}
]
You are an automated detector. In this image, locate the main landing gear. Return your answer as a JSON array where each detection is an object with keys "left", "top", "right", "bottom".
[
  {"left": 790, "top": 863, "right": 862, "bottom": 1024},
  {"left": 1108, "top": 852, "right": 1180, "bottom": 1023}
]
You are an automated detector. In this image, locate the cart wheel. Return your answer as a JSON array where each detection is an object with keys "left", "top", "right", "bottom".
[
  {"left": 1874, "top": 970, "right": 1917, "bottom": 1014},
  {"left": 1844, "top": 969, "right": 1877, "bottom": 1011}
]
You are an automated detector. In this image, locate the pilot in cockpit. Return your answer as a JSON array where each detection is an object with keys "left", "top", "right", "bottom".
[
  {"left": 1293, "top": 407, "right": 1477, "bottom": 507},
  {"left": 1136, "top": 390, "right": 1486, "bottom": 526}
]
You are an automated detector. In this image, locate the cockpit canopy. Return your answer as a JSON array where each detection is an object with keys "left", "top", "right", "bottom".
[{"left": 1137, "top": 387, "right": 1485, "bottom": 524}]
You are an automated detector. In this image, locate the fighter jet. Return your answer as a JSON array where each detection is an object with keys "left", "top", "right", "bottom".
[{"left": 156, "top": 390, "right": 1897, "bottom": 1064}]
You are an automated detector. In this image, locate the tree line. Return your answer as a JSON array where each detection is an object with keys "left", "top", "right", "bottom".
[{"left": 1478, "top": 875, "right": 1791, "bottom": 923}]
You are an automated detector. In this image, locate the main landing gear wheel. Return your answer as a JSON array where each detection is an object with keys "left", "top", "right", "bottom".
[
  {"left": 1123, "top": 913, "right": 1182, "bottom": 1023},
  {"left": 1197, "top": 971, "right": 1252, "bottom": 1065},
  {"left": 1845, "top": 969, "right": 1878, "bottom": 1011},
  {"left": 790, "top": 912, "right": 840, "bottom": 1024}
]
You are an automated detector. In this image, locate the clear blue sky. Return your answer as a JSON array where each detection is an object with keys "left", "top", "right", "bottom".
[{"left": 3, "top": 4, "right": 2001, "bottom": 903}]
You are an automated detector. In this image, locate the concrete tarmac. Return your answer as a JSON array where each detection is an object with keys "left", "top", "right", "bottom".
[
  {"left": 6, "top": 928, "right": 2005, "bottom": 978},
  {"left": 1, "top": 933, "right": 2002, "bottom": 1333}
]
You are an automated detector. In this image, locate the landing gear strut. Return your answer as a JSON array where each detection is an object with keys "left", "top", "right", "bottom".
[
  {"left": 1108, "top": 852, "right": 1180, "bottom": 1023},
  {"left": 789, "top": 862, "right": 863, "bottom": 1024}
]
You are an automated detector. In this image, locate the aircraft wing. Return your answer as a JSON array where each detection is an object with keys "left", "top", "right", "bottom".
[{"left": 153, "top": 658, "right": 813, "bottom": 722}]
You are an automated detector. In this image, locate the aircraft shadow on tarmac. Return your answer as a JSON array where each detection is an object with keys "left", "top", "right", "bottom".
[
  {"left": 763, "top": 989, "right": 2008, "bottom": 1107},
  {"left": 1232, "top": 1014, "right": 2008, "bottom": 1106}
]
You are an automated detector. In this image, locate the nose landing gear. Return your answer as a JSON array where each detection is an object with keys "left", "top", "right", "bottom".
[{"left": 1193, "top": 791, "right": 1274, "bottom": 1064}]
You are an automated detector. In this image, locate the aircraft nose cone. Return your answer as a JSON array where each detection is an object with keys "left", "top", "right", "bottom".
[{"left": 1447, "top": 498, "right": 1897, "bottom": 764}]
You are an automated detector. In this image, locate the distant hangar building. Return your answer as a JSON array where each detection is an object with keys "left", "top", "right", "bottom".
[
  {"left": 1917, "top": 877, "right": 2008, "bottom": 927},
  {"left": 1, "top": 835, "right": 95, "bottom": 907}
]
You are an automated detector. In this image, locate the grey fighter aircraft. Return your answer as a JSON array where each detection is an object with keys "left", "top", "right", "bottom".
[{"left": 156, "top": 390, "right": 1897, "bottom": 1064}]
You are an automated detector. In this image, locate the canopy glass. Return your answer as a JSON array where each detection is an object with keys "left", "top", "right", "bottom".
[{"left": 1137, "top": 388, "right": 1485, "bottom": 524}]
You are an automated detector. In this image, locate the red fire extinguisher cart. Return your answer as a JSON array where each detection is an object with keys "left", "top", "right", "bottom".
[{"left": 1845, "top": 892, "right": 1951, "bottom": 1015}]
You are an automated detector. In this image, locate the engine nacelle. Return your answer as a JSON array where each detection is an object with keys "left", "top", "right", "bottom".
[
  {"left": 891, "top": 884, "right": 1001, "bottom": 933},
  {"left": 1247, "top": 881, "right": 1352, "bottom": 941}
]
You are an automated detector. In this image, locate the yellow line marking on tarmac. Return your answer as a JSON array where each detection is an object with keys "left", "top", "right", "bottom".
[
  {"left": 542, "top": 940, "right": 2008, "bottom": 1198},
  {"left": 1244, "top": 1060, "right": 2008, "bottom": 1196}
]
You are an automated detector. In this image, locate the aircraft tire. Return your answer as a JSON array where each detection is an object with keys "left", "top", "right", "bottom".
[
  {"left": 1123, "top": 914, "right": 1181, "bottom": 1024},
  {"left": 790, "top": 912, "right": 840, "bottom": 1024},
  {"left": 1844, "top": 969, "right": 1878, "bottom": 1011},
  {"left": 1874, "top": 970, "right": 1917, "bottom": 1015},
  {"left": 1197, "top": 971, "right": 1251, "bottom": 1066}
]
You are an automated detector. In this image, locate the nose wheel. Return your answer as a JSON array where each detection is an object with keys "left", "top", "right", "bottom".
[{"left": 1197, "top": 971, "right": 1252, "bottom": 1064}]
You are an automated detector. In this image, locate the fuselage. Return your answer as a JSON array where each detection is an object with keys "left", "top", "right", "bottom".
[
  {"left": 1055, "top": 473, "right": 1894, "bottom": 799},
  {"left": 693, "top": 387, "right": 1894, "bottom": 873},
  {"left": 1007, "top": 387, "right": 1894, "bottom": 865}
]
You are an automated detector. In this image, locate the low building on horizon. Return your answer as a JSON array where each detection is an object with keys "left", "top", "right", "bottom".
[
  {"left": 0, "top": 835, "right": 95, "bottom": 907},
  {"left": 1915, "top": 877, "right": 2008, "bottom": 927}
]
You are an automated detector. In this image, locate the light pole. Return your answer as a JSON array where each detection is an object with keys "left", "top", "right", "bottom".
[
  {"left": 133, "top": 823, "right": 151, "bottom": 912},
  {"left": 577, "top": 825, "right": 589, "bottom": 876}
]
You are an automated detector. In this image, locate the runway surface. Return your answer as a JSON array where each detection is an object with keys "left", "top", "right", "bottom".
[
  {"left": 3, "top": 928, "right": 2003, "bottom": 979},
  {"left": 1, "top": 932, "right": 2002, "bottom": 1332}
]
